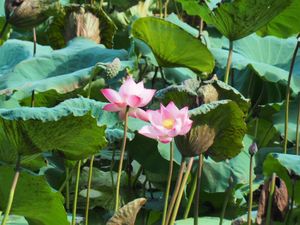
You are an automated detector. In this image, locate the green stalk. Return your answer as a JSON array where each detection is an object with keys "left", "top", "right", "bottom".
[
  {"left": 296, "top": 93, "right": 300, "bottom": 155},
  {"left": 164, "top": 0, "right": 170, "bottom": 17},
  {"left": 169, "top": 157, "right": 194, "bottom": 225},
  {"left": 247, "top": 155, "right": 254, "bottom": 225},
  {"left": 115, "top": 107, "right": 130, "bottom": 211},
  {"left": 166, "top": 159, "right": 186, "bottom": 225},
  {"left": 33, "top": 27, "right": 36, "bottom": 57},
  {"left": 183, "top": 170, "right": 198, "bottom": 219},
  {"left": 85, "top": 155, "right": 95, "bottom": 225},
  {"left": 1, "top": 156, "right": 21, "bottom": 225},
  {"left": 224, "top": 41, "right": 233, "bottom": 84},
  {"left": 159, "top": 0, "right": 163, "bottom": 18},
  {"left": 66, "top": 167, "right": 70, "bottom": 211},
  {"left": 219, "top": 178, "right": 233, "bottom": 225},
  {"left": 266, "top": 173, "right": 276, "bottom": 225},
  {"left": 194, "top": 154, "right": 204, "bottom": 225},
  {"left": 162, "top": 141, "right": 174, "bottom": 225},
  {"left": 283, "top": 39, "right": 300, "bottom": 154},
  {"left": 72, "top": 160, "right": 82, "bottom": 225}
]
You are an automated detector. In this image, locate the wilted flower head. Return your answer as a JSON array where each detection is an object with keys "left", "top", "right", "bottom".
[
  {"left": 138, "top": 102, "right": 193, "bottom": 143},
  {"left": 101, "top": 76, "right": 156, "bottom": 119}
]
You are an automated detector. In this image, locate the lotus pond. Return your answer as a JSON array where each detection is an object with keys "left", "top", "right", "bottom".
[{"left": 0, "top": 0, "right": 300, "bottom": 225}]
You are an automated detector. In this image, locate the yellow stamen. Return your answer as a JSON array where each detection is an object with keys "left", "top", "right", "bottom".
[{"left": 162, "top": 119, "right": 174, "bottom": 129}]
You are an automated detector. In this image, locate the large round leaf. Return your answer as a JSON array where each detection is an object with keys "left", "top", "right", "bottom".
[
  {"left": 0, "top": 166, "right": 69, "bottom": 225},
  {"left": 0, "top": 97, "right": 112, "bottom": 162},
  {"left": 263, "top": 153, "right": 300, "bottom": 204},
  {"left": 257, "top": 0, "right": 300, "bottom": 38},
  {"left": 177, "top": 0, "right": 293, "bottom": 41},
  {"left": 131, "top": 17, "right": 215, "bottom": 74},
  {"left": 189, "top": 100, "right": 246, "bottom": 161}
]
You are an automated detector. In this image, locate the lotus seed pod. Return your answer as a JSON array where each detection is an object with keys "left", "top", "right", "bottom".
[
  {"left": 5, "top": 0, "right": 58, "bottom": 29},
  {"left": 106, "top": 58, "right": 121, "bottom": 79},
  {"left": 175, "top": 124, "right": 215, "bottom": 157},
  {"left": 248, "top": 142, "right": 258, "bottom": 156}
]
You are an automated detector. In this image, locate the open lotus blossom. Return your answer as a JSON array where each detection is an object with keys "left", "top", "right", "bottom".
[
  {"left": 101, "top": 76, "right": 156, "bottom": 120},
  {"left": 139, "top": 102, "right": 193, "bottom": 143}
]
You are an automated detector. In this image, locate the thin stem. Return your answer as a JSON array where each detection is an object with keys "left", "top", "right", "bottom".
[
  {"left": 194, "top": 154, "right": 204, "bottom": 225},
  {"left": 33, "top": 27, "right": 37, "bottom": 57},
  {"left": 166, "top": 159, "right": 186, "bottom": 225},
  {"left": 266, "top": 173, "right": 276, "bottom": 225},
  {"left": 183, "top": 170, "right": 198, "bottom": 219},
  {"left": 115, "top": 107, "right": 130, "bottom": 211},
  {"left": 159, "top": 0, "right": 163, "bottom": 18},
  {"left": 1, "top": 156, "right": 21, "bottom": 225},
  {"left": 169, "top": 157, "right": 194, "bottom": 225},
  {"left": 247, "top": 155, "right": 254, "bottom": 225},
  {"left": 100, "top": 0, "right": 104, "bottom": 8},
  {"left": 132, "top": 166, "right": 143, "bottom": 188},
  {"left": 162, "top": 141, "right": 174, "bottom": 225},
  {"left": 219, "top": 180, "right": 232, "bottom": 225},
  {"left": 224, "top": 41, "right": 233, "bottom": 84},
  {"left": 164, "top": 0, "right": 170, "bottom": 17},
  {"left": 85, "top": 155, "right": 95, "bottom": 225},
  {"left": 284, "top": 40, "right": 300, "bottom": 154},
  {"left": 110, "top": 148, "right": 116, "bottom": 194},
  {"left": 72, "top": 160, "right": 82, "bottom": 225},
  {"left": 296, "top": 93, "right": 300, "bottom": 155},
  {"left": 66, "top": 167, "right": 70, "bottom": 211},
  {"left": 30, "top": 90, "right": 35, "bottom": 107},
  {"left": 152, "top": 67, "right": 159, "bottom": 88},
  {"left": 58, "top": 165, "right": 76, "bottom": 193}
]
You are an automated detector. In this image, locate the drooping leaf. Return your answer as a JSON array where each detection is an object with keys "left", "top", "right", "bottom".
[
  {"left": 188, "top": 100, "right": 247, "bottom": 161},
  {"left": 0, "top": 97, "right": 111, "bottom": 162},
  {"left": 132, "top": 17, "right": 215, "bottom": 74},
  {"left": 0, "top": 166, "right": 69, "bottom": 225},
  {"left": 263, "top": 153, "right": 300, "bottom": 204},
  {"left": 257, "top": 0, "right": 300, "bottom": 38},
  {"left": 209, "top": 34, "right": 299, "bottom": 104},
  {"left": 177, "top": 0, "right": 293, "bottom": 41}
]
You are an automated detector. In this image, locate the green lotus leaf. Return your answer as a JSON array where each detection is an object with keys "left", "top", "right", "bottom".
[
  {"left": 0, "top": 97, "right": 112, "bottom": 163},
  {"left": 0, "top": 38, "right": 129, "bottom": 106},
  {"left": 257, "top": 0, "right": 300, "bottom": 38},
  {"left": 0, "top": 166, "right": 69, "bottom": 225},
  {"left": 273, "top": 98, "right": 300, "bottom": 142},
  {"left": 131, "top": 17, "right": 215, "bottom": 74},
  {"left": 209, "top": 34, "right": 299, "bottom": 104},
  {"left": 175, "top": 217, "right": 231, "bottom": 225},
  {"left": 263, "top": 153, "right": 300, "bottom": 204},
  {"left": 189, "top": 100, "right": 246, "bottom": 161},
  {"left": 177, "top": 0, "right": 293, "bottom": 41}
]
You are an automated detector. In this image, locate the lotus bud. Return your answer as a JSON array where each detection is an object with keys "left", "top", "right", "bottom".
[
  {"left": 175, "top": 124, "right": 216, "bottom": 157},
  {"left": 248, "top": 142, "right": 258, "bottom": 156}
]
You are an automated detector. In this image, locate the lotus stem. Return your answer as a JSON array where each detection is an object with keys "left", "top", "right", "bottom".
[
  {"left": 266, "top": 173, "right": 276, "bottom": 225},
  {"left": 164, "top": 0, "right": 170, "bottom": 17},
  {"left": 58, "top": 165, "right": 75, "bottom": 193},
  {"left": 284, "top": 38, "right": 300, "bottom": 154},
  {"left": 100, "top": 0, "right": 104, "bottom": 8},
  {"left": 30, "top": 90, "right": 35, "bottom": 107},
  {"left": 33, "top": 27, "right": 36, "bottom": 57},
  {"left": 132, "top": 166, "right": 143, "bottom": 188},
  {"left": 159, "top": 0, "right": 163, "bottom": 18},
  {"left": 166, "top": 159, "right": 186, "bottom": 225},
  {"left": 85, "top": 155, "right": 95, "bottom": 225},
  {"left": 72, "top": 160, "right": 82, "bottom": 225},
  {"left": 247, "top": 154, "right": 254, "bottom": 225},
  {"left": 162, "top": 140, "right": 174, "bottom": 225},
  {"left": 194, "top": 154, "right": 204, "bottom": 225},
  {"left": 66, "top": 167, "right": 70, "bottom": 211},
  {"left": 115, "top": 107, "right": 130, "bottom": 211},
  {"left": 224, "top": 40, "right": 233, "bottom": 84},
  {"left": 296, "top": 93, "right": 300, "bottom": 155},
  {"left": 169, "top": 157, "right": 194, "bottom": 225},
  {"left": 0, "top": 156, "right": 21, "bottom": 225},
  {"left": 219, "top": 177, "right": 233, "bottom": 225},
  {"left": 183, "top": 170, "right": 197, "bottom": 219}
]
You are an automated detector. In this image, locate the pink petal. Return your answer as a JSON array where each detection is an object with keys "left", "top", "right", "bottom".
[
  {"left": 179, "top": 120, "right": 193, "bottom": 135},
  {"left": 139, "top": 89, "right": 156, "bottom": 107},
  {"left": 165, "top": 101, "right": 180, "bottom": 117},
  {"left": 103, "top": 103, "right": 122, "bottom": 112},
  {"left": 119, "top": 76, "right": 137, "bottom": 97},
  {"left": 148, "top": 110, "right": 164, "bottom": 127},
  {"left": 158, "top": 136, "right": 173, "bottom": 143},
  {"left": 138, "top": 126, "right": 159, "bottom": 140},
  {"left": 129, "top": 108, "right": 149, "bottom": 121},
  {"left": 101, "top": 88, "right": 123, "bottom": 103},
  {"left": 126, "top": 95, "right": 142, "bottom": 108}
]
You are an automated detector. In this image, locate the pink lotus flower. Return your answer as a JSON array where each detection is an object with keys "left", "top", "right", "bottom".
[
  {"left": 138, "top": 102, "right": 193, "bottom": 143},
  {"left": 101, "top": 76, "right": 156, "bottom": 119}
]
